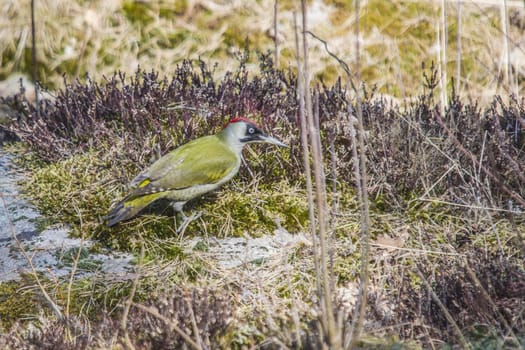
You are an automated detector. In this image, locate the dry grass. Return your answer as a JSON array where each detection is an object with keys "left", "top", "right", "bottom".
[{"left": 1, "top": 0, "right": 523, "bottom": 104}]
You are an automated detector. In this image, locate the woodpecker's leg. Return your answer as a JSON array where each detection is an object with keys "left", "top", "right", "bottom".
[
  {"left": 177, "top": 210, "right": 189, "bottom": 233},
  {"left": 171, "top": 201, "right": 201, "bottom": 234},
  {"left": 176, "top": 210, "right": 204, "bottom": 234},
  {"left": 171, "top": 201, "right": 184, "bottom": 233}
]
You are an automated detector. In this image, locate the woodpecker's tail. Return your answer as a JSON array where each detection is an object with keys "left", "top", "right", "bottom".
[{"left": 105, "top": 192, "right": 164, "bottom": 227}]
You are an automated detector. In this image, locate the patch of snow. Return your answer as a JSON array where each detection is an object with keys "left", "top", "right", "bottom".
[
  {"left": 187, "top": 228, "right": 310, "bottom": 269},
  {"left": 0, "top": 150, "right": 133, "bottom": 281}
]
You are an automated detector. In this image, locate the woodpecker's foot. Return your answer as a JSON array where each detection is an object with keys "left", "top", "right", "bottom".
[{"left": 176, "top": 211, "right": 203, "bottom": 235}]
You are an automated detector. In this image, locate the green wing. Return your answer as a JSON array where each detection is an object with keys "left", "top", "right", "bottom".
[{"left": 133, "top": 135, "right": 239, "bottom": 191}]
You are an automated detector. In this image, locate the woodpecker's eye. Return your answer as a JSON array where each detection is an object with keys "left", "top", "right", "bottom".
[{"left": 248, "top": 127, "right": 255, "bottom": 134}]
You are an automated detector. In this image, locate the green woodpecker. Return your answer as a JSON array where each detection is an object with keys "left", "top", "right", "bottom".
[{"left": 105, "top": 117, "right": 286, "bottom": 230}]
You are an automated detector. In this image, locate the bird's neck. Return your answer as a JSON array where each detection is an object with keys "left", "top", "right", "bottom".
[{"left": 217, "top": 127, "right": 245, "bottom": 156}]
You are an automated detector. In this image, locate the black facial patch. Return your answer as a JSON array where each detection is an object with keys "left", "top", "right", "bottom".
[
  {"left": 241, "top": 123, "right": 265, "bottom": 143},
  {"left": 246, "top": 123, "right": 259, "bottom": 135}
]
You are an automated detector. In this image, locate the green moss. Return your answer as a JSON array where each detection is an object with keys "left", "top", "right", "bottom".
[
  {"left": 372, "top": 192, "right": 389, "bottom": 211},
  {"left": 103, "top": 218, "right": 176, "bottom": 252},
  {"left": 333, "top": 251, "right": 360, "bottom": 283},
  {"left": 122, "top": 1, "right": 155, "bottom": 25},
  {"left": 192, "top": 239, "right": 209, "bottom": 252},
  {"left": 55, "top": 269, "right": 192, "bottom": 321},
  {"left": 465, "top": 325, "right": 525, "bottom": 350},
  {"left": 196, "top": 180, "right": 309, "bottom": 237},
  {"left": 157, "top": 29, "right": 193, "bottom": 49},
  {"left": 22, "top": 151, "right": 114, "bottom": 230},
  {"left": 0, "top": 278, "right": 39, "bottom": 329},
  {"left": 329, "top": 0, "right": 354, "bottom": 26},
  {"left": 221, "top": 22, "right": 272, "bottom": 57},
  {"left": 361, "top": 1, "right": 435, "bottom": 37},
  {"left": 329, "top": 0, "right": 353, "bottom": 12},
  {"left": 405, "top": 195, "right": 453, "bottom": 224},
  {"left": 315, "top": 63, "right": 340, "bottom": 84},
  {"left": 357, "top": 335, "right": 421, "bottom": 349},
  {"left": 57, "top": 277, "right": 134, "bottom": 319},
  {"left": 159, "top": 0, "right": 188, "bottom": 17},
  {"left": 55, "top": 58, "right": 82, "bottom": 78},
  {"left": 407, "top": 270, "right": 423, "bottom": 290},
  {"left": 354, "top": 0, "right": 438, "bottom": 95},
  {"left": 156, "top": 241, "right": 185, "bottom": 260}
]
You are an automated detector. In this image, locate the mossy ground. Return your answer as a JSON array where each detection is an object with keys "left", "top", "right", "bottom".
[
  {"left": 16, "top": 146, "right": 310, "bottom": 245},
  {"left": 0, "top": 277, "right": 39, "bottom": 330},
  {"left": 3, "top": 85, "right": 524, "bottom": 348},
  {"left": 3, "top": 136, "right": 522, "bottom": 348}
]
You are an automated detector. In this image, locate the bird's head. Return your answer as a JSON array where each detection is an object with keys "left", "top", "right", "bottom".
[{"left": 222, "top": 117, "right": 287, "bottom": 149}]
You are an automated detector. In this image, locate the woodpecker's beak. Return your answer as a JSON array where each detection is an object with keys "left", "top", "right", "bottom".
[{"left": 259, "top": 134, "right": 288, "bottom": 148}]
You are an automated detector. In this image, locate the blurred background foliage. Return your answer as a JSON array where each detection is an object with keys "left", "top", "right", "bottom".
[{"left": 1, "top": 0, "right": 524, "bottom": 103}]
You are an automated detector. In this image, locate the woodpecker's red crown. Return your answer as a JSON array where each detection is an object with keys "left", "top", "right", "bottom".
[{"left": 226, "top": 116, "right": 260, "bottom": 128}]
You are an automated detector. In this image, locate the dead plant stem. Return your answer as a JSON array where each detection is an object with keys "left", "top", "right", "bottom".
[
  {"left": 439, "top": 0, "right": 447, "bottom": 115},
  {"left": 283, "top": 250, "right": 302, "bottom": 348},
  {"left": 416, "top": 267, "right": 471, "bottom": 350},
  {"left": 500, "top": 0, "right": 513, "bottom": 94},
  {"left": 456, "top": 0, "right": 461, "bottom": 93},
  {"left": 464, "top": 261, "right": 521, "bottom": 346},
  {"left": 30, "top": 0, "right": 39, "bottom": 116},
  {"left": 132, "top": 303, "right": 203, "bottom": 350},
  {"left": 293, "top": 10, "right": 320, "bottom": 298},
  {"left": 186, "top": 292, "right": 205, "bottom": 349},
  {"left": 301, "top": 0, "right": 338, "bottom": 346},
  {"left": 65, "top": 206, "right": 85, "bottom": 319},
  {"left": 347, "top": 0, "right": 371, "bottom": 347},
  {"left": 121, "top": 244, "right": 144, "bottom": 350},
  {"left": 273, "top": 0, "right": 279, "bottom": 68}
]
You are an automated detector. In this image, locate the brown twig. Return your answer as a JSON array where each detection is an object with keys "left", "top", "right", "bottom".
[
  {"left": 439, "top": 0, "right": 448, "bottom": 112},
  {"left": 65, "top": 205, "right": 85, "bottom": 319},
  {"left": 273, "top": 0, "right": 279, "bottom": 68},
  {"left": 346, "top": 0, "right": 371, "bottom": 348},
  {"left": 300, "top": 1, "right": 339, "bottom": 347},
  {"left": 30, "top": 0, "right": 39, "bottom": 116},
  {"left": 185, "top": 292, "right": 205, "bottom": 349},
  {"left": 121, "top": 244, "right": 144, "bottom": 350},
  {"left": 132, "top": 302, "right": 203, "bottom": 350},
  {"left": 415, "top": 266, "right": 471, "bottom": 350},
  {"left": 305, "top": 30, "right": 357, "bottom": 94},
  {"left": 456, "top": 0, "right": 462, "bottom": 94},
  {"left": 293, "top": 10, "right": 320, "bottom": 298},
  {"left": 434, "top": 111, "right": 525, "bottom": 207}
]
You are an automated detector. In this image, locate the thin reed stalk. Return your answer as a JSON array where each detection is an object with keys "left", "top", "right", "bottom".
[
  {"left": 295, "top": 1, "right": 340, "bottom": 347},
  {"left": 500, "top": 0, "right": 516, "bottom": 95},
  {"left": 273, "top": 0, "right": 279, "bottom": 68},
  {"left": 439, "top": 0, "right": 448, "bottom": 114},
  {"left": 30, "top": 0, "right": 39, "bottom": 116},
  {"left": 416, "top": 266, "right": 471, "bottom": 350},
  {"left": 456, "top": 0, "right": 461, "bottom": 94},
  {"left": 346, "top": 1, "right": 371, "bottom": 348},
  {"left": 293, "top": 10, "right": 320, "bottom": 299}
]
